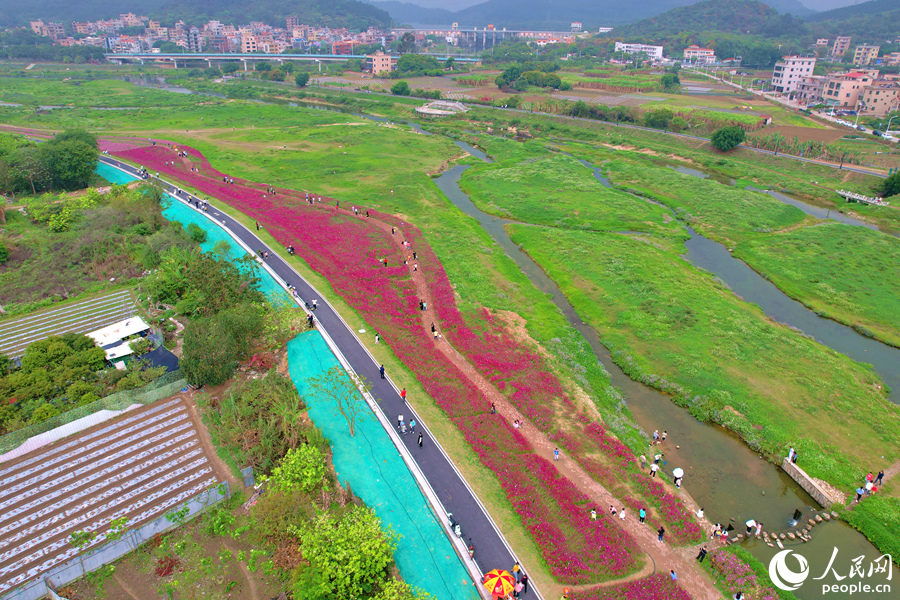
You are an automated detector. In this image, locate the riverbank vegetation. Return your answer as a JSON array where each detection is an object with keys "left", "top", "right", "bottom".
[{"left": 602, "top": 159, "right": 900, "bottom": 347}]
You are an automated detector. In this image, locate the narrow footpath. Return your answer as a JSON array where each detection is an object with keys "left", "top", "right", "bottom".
[{"left": 352, "top": 206, "right": 720, "bottom": 600}]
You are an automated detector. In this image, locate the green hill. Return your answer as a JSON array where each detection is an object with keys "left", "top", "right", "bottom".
[
  {"left": 0, "top": 0, "right": 390, "bottom": 29},
  {"left": 608, "top": 0, "right": 808, "bottom": 39}
]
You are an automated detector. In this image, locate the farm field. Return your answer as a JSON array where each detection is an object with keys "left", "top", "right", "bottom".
[
  {"left": 0, "top": 290, "right": 138, "bottom": 359},
  {"left": 0, "top": 396, "right": 226, "bottom": 595}
]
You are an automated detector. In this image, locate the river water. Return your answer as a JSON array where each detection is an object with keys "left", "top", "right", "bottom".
[
  {"left": 110, "top": 78, "right": 894, "bottom": 593},
  {"left": 433, "top": 145, "right": 893, "bottom": 597}
]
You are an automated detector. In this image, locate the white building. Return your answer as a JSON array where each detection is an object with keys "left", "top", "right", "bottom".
[
  {"left": 683, "top": 45, "right": 716, "bottom": 64},
  {"left": 614, "top": 42, "right": 663, "bottom": 61},
  {"left": 771, "top": 55, "right": 816, "bottom": 95}
]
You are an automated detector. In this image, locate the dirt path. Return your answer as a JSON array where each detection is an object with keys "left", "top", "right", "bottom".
[
  {"left": 222, "top": 540, "right": 259, "bottom": 600},
  {"left": 111, "top": 573, "right": 142, "bottom": 600},
  {"left": 347, "top": 209, "right": 720, "bottom": 600}
]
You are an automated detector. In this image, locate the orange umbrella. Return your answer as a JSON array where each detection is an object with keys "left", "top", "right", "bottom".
[{"left": 483, "top": 569, "right": 516, "bottom": 597}]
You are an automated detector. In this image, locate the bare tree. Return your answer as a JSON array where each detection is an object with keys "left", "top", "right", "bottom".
[{"left": 307, "top": 365, "right": 372, "bottom": 437}]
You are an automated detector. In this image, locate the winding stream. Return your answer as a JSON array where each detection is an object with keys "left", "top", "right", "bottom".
[
  {"left": 109, "top": 78, "right": 893, "bottom": 592},
  {"left": 433, "top": 146, "right": 891, "bottom": 597}
]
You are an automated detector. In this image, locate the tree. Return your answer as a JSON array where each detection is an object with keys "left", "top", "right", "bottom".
[
  {"left": 710, "top": 126, "right": 747, "bottom": 152},
  {"left": 181, "top": 303, "right": 265, "bottom": 386},
  {"left": 390, "top": 81, "right": 411, "bottom": 96},
  {"left": 295, "top": 72, "right": 310, "bottom": 88},
  {"left": 255, "top": 62, "right": 272, "bottom": 72},
  {"left": 291, "top": 506, "right": 396, "bottom": 599},
  {"left": 398, "top": 32, "right": 416, "bottom": 54},
  {"left": 306, "top": 365, "right": 371, "bottom": 437},
  {"left": 444, "top": 57, "right": 455, "bottom": 70},
  {"left": 880, "top": 171, "right": 900, "bottom": 198},
  {"left": 660, "top": 73, "right": 680, "bottom": 90}
]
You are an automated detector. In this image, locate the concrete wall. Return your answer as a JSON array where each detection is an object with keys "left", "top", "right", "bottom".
[{"left": 781, "top": 458, "right": 842, "bottom": 507}]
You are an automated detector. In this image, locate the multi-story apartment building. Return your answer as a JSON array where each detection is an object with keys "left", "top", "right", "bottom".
[
  {"left": 366, "top": 50, "right": 395, "bottom": 74},
  {"left": 771, "top": 56, "right": 816, "bottom": 95},
  {"left": 187, "top": 27, "right": 203, "bottom": 52},
  {"left": 859, "top": 82, "right": 900, "bottom": 117},
  {"left": 286, "top": 15, "right": 300, "bottom": 30},
  {"left": 683, "top": 45, "right": 716, "bottom": 63},
  {"left": 853, "top": 45, "right": 880, "bottom": 66},
  {"left": 831, "top": 35, "right": 851, "bottom": 58},
  {"left": 815, "top": 38, "right": 829, "bottom": 47},
  {"left": 241, "top": 34, "right": 258, "bottom": 53},
  {"left": 823, "top": 70, "right": 877, "bottom": 107},
  {"left": 613, "top": 42, "right": 663, "bottom": 60},
  {"left": 796, "top": 76, "right": 826, "bottom": 104}
]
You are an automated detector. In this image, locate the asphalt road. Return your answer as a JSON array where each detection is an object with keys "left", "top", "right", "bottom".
[{"left": 99, "top": 157, "right": 527, "bottom": 599}]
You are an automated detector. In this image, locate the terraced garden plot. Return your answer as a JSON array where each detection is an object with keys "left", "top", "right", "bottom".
[
  {"left": 0, "top": 397, "right": 223, "bottom": 595},
  {"left": 0, "top": 290, "right": 137, "bottom": 359}
]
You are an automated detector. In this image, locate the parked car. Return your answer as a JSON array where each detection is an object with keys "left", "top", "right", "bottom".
[
  {"left": 857, "top": 125, "right": 867, "bottom": 132},
  {"left": 873, "top": 130, "right": 884, "bottom": 137}
]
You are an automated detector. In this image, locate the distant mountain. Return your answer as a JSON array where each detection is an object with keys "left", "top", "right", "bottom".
[
  {"left": 802, "top": 0, "right": 900, "bottom": 40},
  {"left": 0, "top": 0, "right": 390, "bottom": 29},
  {"left": 375, "top": 0, "right": 813, "bottom": 30},
  {"left": 372, "top": 1, "right": 452, "bottom": 26},
  {"left": 607, "top": 0, "right": 808, "bottom": 39},
  {"left": 804, "top": 0, "right": 900, "bottom": 22},
  {"left": 155, "top": 0, "right": 391, "bottom": 29},
  {"left": 0, "top": 0, "right": 170, "bottom": 27},
  {"left": 763, "top": 0, "right": 814, "bottom": 16}
]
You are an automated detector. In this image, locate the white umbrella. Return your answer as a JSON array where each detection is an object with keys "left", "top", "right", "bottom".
[{"left": 672, "top": 468, "right": 684, "bottom": 478}]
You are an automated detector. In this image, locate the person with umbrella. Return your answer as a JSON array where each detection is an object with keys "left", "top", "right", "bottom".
[
  {"left": 483, "top": 569, "right": 516, "bottom": 599},
  {"left": 672, "top": 467, "right": 684, "bottom": 489}
]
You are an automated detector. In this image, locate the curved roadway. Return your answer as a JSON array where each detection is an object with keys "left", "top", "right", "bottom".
[{"left": 99, "top": 157, "right": 531, "bottom": 600}]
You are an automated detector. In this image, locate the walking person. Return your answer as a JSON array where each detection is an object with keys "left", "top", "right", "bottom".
[
  {"left": 520, "top": 574, "right": 528, "bottom": 596},
  {"left": 409, "top": 419, "right": 416, "bottom": 433},
  {"left": 619, "top": 508, "right": 626, "bottom": 521},
  {"left": 639, "top": 454, "right": 647, "bottom": 469},
  {"left": 590, "top": 509, "right": 597, "bottom": 521},
  {"left": 661, "top": 430, "right": 667, "bottom": 443},
  {"left": 400, "top": 388, "right": 407, "bottom": 401},
  {"left": 657, "top": 527, "right": 665, "bottom": 542},
  {"left": 876, "top": 470, "right": 885, "bottom": 485},
  {"left": 670, "top": 570, "right": 677, "bottom": 582},
  {"left": 491, "top": 402, "right": 496, "bottom": 414},
  {"left": 375, "top": 333, "right": 380, "bottom": 344},
  {"left": 380, "top": 365, "right": 385, "bottom": 379},
  {"left": 696, "top": 547, "right": 708, "bottom": 563},
  {"left": 398, "top": 414, "right": 404, "bottom": 429},
  {"left": 639, "top": 508, "right": 646, "bottom": 524},
  {"left": 418, "top": 432, "right": 423, "bottom": 448},
  {"left": 554, "top": 447, "right": 560, "bottom": 461},
  {"left": 650, "top": 463, "right": 659, "bottom": 478}
]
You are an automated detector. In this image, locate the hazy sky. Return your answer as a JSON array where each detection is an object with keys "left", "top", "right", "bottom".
[{"left": 403, "top": 0, "right": 859, "bottom": 12}]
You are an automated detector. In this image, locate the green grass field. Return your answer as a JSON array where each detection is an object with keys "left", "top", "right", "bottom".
[
  {"left": 507, "top": 224, "right": 900, "bottom": 489},
  {"left": 602, "top": 159, "right": 900, "bottom": 346},
  {"left": 736, "top": 223, "right": 900, "bottom": 347},
  {"left": 458, "top": 140, "right": 683, "bottom": 236}
]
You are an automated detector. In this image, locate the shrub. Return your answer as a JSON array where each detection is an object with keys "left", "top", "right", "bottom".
[
  {"left": 710, "top": 126, "right": 747, "bottom": 152},
  {"left": 0, "top": 241, "right": 9, "bottom": 263},
  {"left": 269, "top": 444, "right": 326, "bottom": 493},
  {"left": 295, "top": 72, "right": 310, "bottom": 88},
  {"left": 390, "top": 81, "right": 411, "bottom": 96},
  {"left": 186, "top": 222, "right": 207, "bottom": 243}
]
